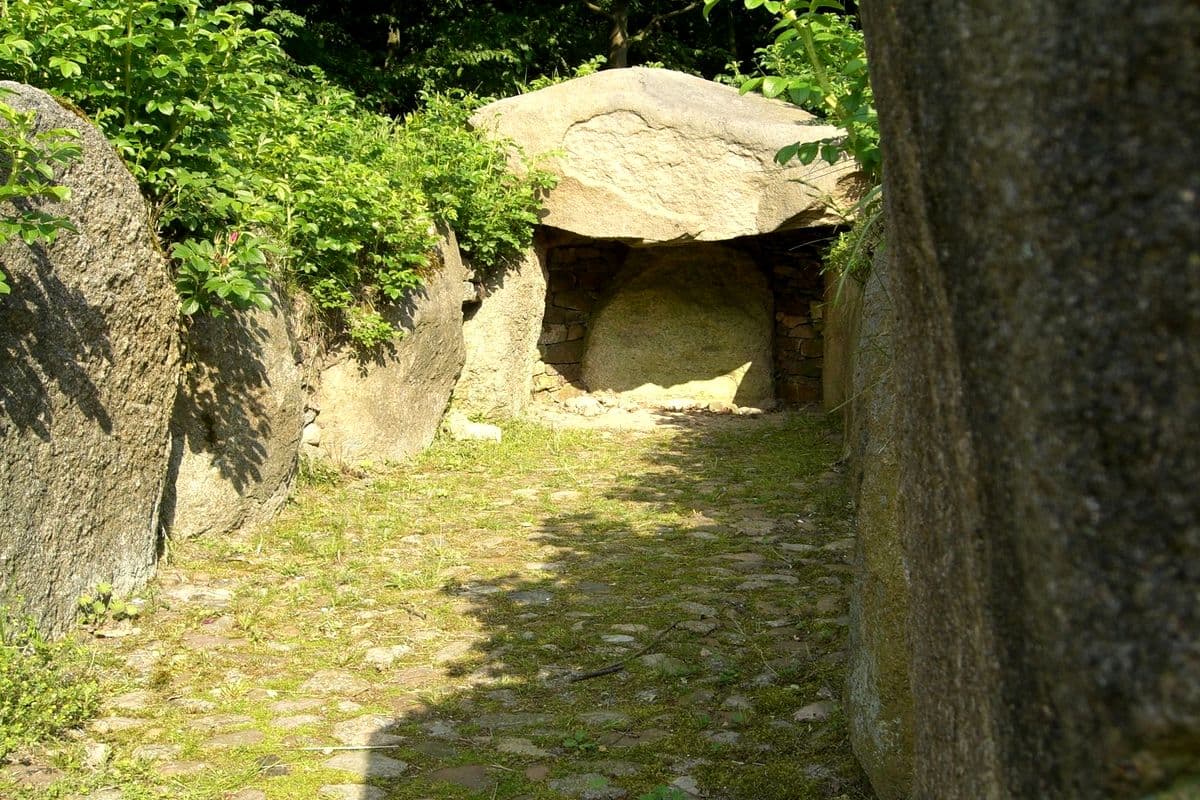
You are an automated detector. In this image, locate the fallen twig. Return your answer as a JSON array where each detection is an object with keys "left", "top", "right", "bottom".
[
  {"left": 567, "top": 620, "right": 683, "bottom": 682},
  {"left": 290, "top": 744, "right": 406, "bottom": 752}
]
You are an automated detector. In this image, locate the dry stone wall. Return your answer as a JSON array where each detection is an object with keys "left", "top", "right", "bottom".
[
  {"left": 534, "top": 239, "right": 626, "bottom": 399},
  {"left": 754, "top": 233, "right": 830, "bottom": 405}
]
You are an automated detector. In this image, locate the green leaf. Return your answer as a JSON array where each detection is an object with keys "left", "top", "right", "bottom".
[{"left": 761, "top": 76, "right": 787, "bottom": 98}]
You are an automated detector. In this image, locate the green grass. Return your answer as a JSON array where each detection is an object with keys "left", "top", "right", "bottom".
[{"left": 0, "top": 412, "right": 868, "bottom": 800}]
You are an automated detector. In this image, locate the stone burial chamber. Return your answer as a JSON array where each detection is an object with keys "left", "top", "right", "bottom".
[{"left": 459, "top": 67, "right": 863, "bottom": 415}]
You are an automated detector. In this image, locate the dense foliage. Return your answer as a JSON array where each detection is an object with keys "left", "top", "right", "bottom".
[
  {"left": 709, "top": 0, "right": 877, "bottom": 179},
  {"left": 0, "top": 0, "right": 552, "bottom": 346},
  {"left": 0, "top": 607, "right": 99, "bottom": 759},
  {"left": 0, "top": 89, "right": 80, "bottom": 295},
  {"left": 254, "top": 0, "right": 771, "bottom": 113}
]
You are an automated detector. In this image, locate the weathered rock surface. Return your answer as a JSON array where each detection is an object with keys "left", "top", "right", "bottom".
[
  {"left": 820, "top": 271, "right": 864, "bottom": 416},
  {"left": 582, "top": 245, "right": 773, "bottom": 407},
  {"left": 861, "top": 2, "right": 1200, "bottom": 796},
  {"left": 0, "top": 82, "right": 179, "bottom": 633},
  {"left": 845, "top": 247, "right": 912, "bottom": 799},
  {"left": 473, "top": 68, "right": 859, "bottom": 243},
  {"left": 164, "top": 287, "right": 305, "bottom": 538},
  {"left": 314, "top": 230, "right": 466, "bottom": 463},
  {"left": 453, "top": 243, "right": 547, "bottom": 418}
]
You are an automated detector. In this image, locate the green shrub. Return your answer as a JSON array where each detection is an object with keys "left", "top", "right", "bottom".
[
  {"left": 0, "top": 608, "right": 99, "bottom": 760},
  {"left": 0, "top": 0, "right": 552, "bottom": 347},
  {"left": 0, "top": 89, "right": 81, "bottom": 294},
  {"left": 399, "top": 92, "right": 555, "bottom": 276}
]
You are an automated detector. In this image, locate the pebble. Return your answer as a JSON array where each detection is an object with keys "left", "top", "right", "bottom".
[
  {"left": 793, "top": 700, "right": 837, "bottom": 722},
  {"left": 363, "top": 644, "right": 412, "bottom": 669}
]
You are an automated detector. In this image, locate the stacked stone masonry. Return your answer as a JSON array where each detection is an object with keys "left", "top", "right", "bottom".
[
  {"left": 533, "top": 239, "right": 626, "bottom": 399},
  {"left": 533, "top": 229, "right": 832, "bottom": 406}
]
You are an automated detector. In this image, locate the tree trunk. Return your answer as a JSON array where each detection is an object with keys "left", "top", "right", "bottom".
[{"left": 608, "top": 0, "right": 630, "bottom": 67}]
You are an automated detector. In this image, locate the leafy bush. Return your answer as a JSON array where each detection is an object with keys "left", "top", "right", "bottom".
[
  {"left": 0, "top": 607, "right": 99, "bottom": 760},
  {"left": 400, "top": 92, "right": 555, "bottom": 274},
  {"left": 0, "top": 89, "right": 81, "bottom": 294},
  {"left": 708, "top": 0, "right": 879, "bottom": 179},
  {"left": 0, "top": 0, "right": 551, "bottom": 347}
]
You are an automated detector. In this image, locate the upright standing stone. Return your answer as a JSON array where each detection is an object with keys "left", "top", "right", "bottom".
[
  {"left": 453, "top": 244, "right": 547, "bottom": 419},
  {"left": 845, "top": 247, "right": 912, "bottom": 800},
  {"left": 164, "top": 287, "right": 306, "bottom": 538},
  {"left": 860, "top": 2, "right": 1200, "bottom": 796},
  {"left": 0, "top": 83, "right": 180, "bottom": 633},
  {"left": 315, "top": 229, "right": 467, "bottom": 461}
]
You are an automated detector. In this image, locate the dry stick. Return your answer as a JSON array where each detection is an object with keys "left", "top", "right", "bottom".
[
  {"left": 567, "top": 620, "right": 685, "bottom": 683},
  {"left": 291, "top": 744, "right": 406, "bottom": 752}
]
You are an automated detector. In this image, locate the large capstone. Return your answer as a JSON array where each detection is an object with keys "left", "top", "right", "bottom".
[
  {"left": 581, "top": 245, "right": 773, "bottom": 407},
  {"left": 164, "top": 287, "right": 306, "bottom": 539},
  {"left": 0, "top": 82, "right": 180, "bottom": 633},
  {"left": 314, "top": 229, "right": 467, "bottom": 461},
  {"left": 861, "top": 1, "right": 1200, "bottom": 796},
  {"left": 473, "top": 68, "right": 860, "bottom": 244}
]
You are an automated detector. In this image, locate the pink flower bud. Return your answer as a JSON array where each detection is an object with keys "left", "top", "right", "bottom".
[{"left": 228, "top": 230, "right": 240, "bottom": 245}]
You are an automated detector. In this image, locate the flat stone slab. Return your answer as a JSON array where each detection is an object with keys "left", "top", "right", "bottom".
[
  {"left": 318, "top": 785, "right": 387, "bottom": 800},
  {"left": 203, "top": 730, "right": 264, "bottom": 749},
  {"left": 428, "top": 764, "right": 496, "bottom": 791},
  {"left": 323, "top": 752, "right": 408, "bottom": 779},
  {"left": 474, "top": 712, "right": 553, "bottom": 728},
  {"left": 496, "top": 737, "right": 551, "bottom": 757},
  {"left": 548, "top": 772, "right": 627, "bottom": 800},
  {"left": 333, "top": 715, "right": 403, "bottom": 746},
  {"left": 301, "top": 670, "right": 371, "bottom": 695}
]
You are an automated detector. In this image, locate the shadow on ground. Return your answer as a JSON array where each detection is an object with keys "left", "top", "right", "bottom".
[
  {"left": 337, "top": 412, "right": 870, "bottom": 800},
  {"left": 1, "top": 412, "right": 871, "bottom": 800}
]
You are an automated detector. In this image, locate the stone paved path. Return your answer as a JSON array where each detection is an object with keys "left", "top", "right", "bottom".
[{"left": 1, "top": 411, "right": 869, "bottom": 800}]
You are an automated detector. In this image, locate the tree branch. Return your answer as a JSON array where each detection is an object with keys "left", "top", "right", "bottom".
[{"left": 629, "top": 1, "right": 701, "bottom": 42}]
